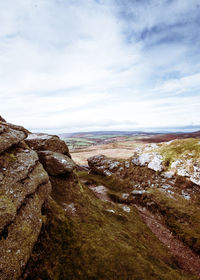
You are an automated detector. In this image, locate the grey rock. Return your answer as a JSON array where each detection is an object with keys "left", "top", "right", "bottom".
[
  {"left": 132, "top": 190, "right": 146, "bottom": 196},
  {"left": 38, "top": 151, "right": 76, "bottom": 176},
  {"left": 0, "top": 124, "right": 27, "bottom": 154},
  {"left": 25, "top": 133, "right": 71, "bottom": 158},
  {"left": 0, "top": 120, "right": 51, "bottom": 280},
  {"left": 88, "top": 155, "right": 122, "bottom": 177}
]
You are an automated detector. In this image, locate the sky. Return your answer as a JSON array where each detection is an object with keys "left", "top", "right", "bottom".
[{"left": 0, "top": 0, "right": 200, "bottom": 133}]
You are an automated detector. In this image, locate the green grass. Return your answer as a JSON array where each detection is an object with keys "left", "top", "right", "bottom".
[
  {"left": 24, "top": 172, "right": 199, "bottom": 279},
  {"left": 64, "top": 138, "right": 96, "bottom": 150},
  {"left": 142, "top": 189, "right": 200, "bottom": 254},
  {"left": 158, "top": 138, "right": 200, "bottom": 168}
]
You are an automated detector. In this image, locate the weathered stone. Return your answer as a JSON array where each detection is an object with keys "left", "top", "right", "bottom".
[
  {"left": 0, "top": 120, "right": 52, "bottom": 280},
  {"left": 0, "top": 181, "right": 51, "bottom": 280},
  {"left": 132, "top": 152, "right": 163, "bottom": 172},
  {"left": 38, "top": 151, "right": 76, "bottom": 176},
  {"left": 88, "top": 155, "right": 122, "bottom": 176},
  {"left": 25, "top": 133, "right": 71, "bottom": 157},
  {"left": 0, "top": 124, "right": 27, "bottom": 154},
  {"left": 132, "top": 190, "right": 147, "bottom": 196},
  {"left": 148, "top": 154, "right": 163, "bottom": 172}
]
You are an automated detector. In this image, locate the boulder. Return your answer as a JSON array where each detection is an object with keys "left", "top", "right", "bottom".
[
  {"left": 132, "top": 152, "right": 163, "bottom": 172},
  {"left": 38, "top": 151, "right": 76, "bottom": 176},
  {"left": 147, "top": 154, "right": 163, "bottom": 172},
  {"left": 25, "top": 133, "right": 71, "bottom": 158},
  {"left": 0, "top": 123, "right": 27, "bottom": 154}
]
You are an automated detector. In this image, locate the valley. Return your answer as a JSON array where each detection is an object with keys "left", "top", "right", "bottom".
[{"left": 1, "top": 117, "right": 200, "bottom": 280}]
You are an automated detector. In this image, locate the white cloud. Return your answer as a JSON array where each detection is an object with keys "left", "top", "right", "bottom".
[{"left": 0, "top": 0, "right": 200, "bottom": 132}]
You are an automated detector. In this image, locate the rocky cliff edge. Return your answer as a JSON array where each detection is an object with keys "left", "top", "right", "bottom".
[{"left": 0, "top": 117, "right": 76, "bottom": 280}]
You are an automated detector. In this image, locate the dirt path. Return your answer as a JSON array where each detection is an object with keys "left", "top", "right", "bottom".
[{"left": 135, "top": 205, "right": 200, "bottom": 277}]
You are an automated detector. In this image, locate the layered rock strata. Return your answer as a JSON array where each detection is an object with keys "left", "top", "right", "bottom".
[{"left": 0, "top": 118, "right": 51, "bottom": 280}]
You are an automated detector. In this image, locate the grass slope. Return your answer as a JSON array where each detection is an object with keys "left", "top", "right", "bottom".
[
  {"left": 23, "top": 172, "right": 198, "bottom": 280},
  {"left": 159, "top": 138, "right": 200, "bottom": 167}
]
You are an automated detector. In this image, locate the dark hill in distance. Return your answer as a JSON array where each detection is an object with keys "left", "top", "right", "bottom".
[
  {"left": 140, "top": 130, "right": 200, "bottom": 143},
  {"left": 59, "top": 131, "right": 159, "bottom": 138},
  {"left": 59, "top": 130, "right": 200, "bottom": 139}
]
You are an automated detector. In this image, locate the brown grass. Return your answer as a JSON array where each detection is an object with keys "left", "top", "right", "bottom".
[{"left": 71, "top": 141, "right": 143, "bottom": 165}]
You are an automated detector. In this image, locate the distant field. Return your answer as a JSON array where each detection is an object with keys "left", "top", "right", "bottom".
[
  {"left": 60, "top": 131, "right": 200, "bottom": 165},
  {"left": 62, "top": 133, "right": 150, "bottom": 151},
  {"left": 70, "top": 141, "right": 144, "bottom": 165},
  {"left": 62, "top": 134, "right": 148, "bottom": 165}
]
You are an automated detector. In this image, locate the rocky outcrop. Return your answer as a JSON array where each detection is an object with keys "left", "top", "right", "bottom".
[
  {"left": 130, "top": 140, "right": 200, "bottom": 186},
  {"left": 38, "top": 151, "right": 76, "bottom": 176},
  {"left": 25, "top": 132, "right": 76, "bottom": 177},
  {"left": 25, "top": 133, "right": 71, "bottom": 158},
  {"left": 88, "top": 141, "right": 200, "bottom": 188},
  {"left": 0, "top": 119, "right": 28, "bottom": 154},
  {"left": 88, "top": 155, "right": 123, "bottom": 177},
  {"left": 131, "top": 144, "right": 163, "bottom": 172},
  {"left": 0, "top": 120, "right": 51, "bottom": 280}
]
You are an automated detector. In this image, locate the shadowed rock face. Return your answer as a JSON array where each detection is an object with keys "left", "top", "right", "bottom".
[
  {"left": 25, "top": 133, "right": 71, "bottom": 158},
  {"left": 0, "top": 120, "right": 52, "bottom": 280}
]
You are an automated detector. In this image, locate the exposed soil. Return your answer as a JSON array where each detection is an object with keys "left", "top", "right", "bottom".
[{"left": 135, "top": 205, "right": 200, "bottom": 277}]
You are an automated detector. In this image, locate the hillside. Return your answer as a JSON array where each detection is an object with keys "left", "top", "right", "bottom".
[
  {"left": 1, "top": 117, "right": 200, "bottom": 279},
  {"left": 60, "top": 130, "right": 200, "bottom": 151}
]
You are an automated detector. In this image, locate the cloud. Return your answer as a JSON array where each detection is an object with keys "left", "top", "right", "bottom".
[{"left": 0, "top": 0, "right": 200, "bottom": 132}]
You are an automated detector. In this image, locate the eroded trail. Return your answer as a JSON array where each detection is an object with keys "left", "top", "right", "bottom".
[
  {"left": 87, "top": 182, "right": 200, "bottom": 278},
  {"left": 135, "top": 205, "right": 200, "bottom": 277}
]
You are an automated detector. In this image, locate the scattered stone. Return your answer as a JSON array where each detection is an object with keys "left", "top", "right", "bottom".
[
  {"left": 162, "top": 171, "right": 174, "bottom": 179},
  {"left": 122, "top": 193, "right": 129, "bottom": 199},
  {"left": 108, "top": 161, "right": 120, "bottom": 170},
  {"left": 106, "top": 209, "right": 115, "bottom": 213},
  {"left": 62, "top": 203, "right": 76, "bottom": 214},
  {"left": 161, "top": 184, "right": 173, "bottom": 190},
  {"left": 148, "top": 154, "right": 163, "bottom": 172},
  {"left": 103, "top": 170, "right": 112, "bottom": 176},
  {"left": 132, "top": 190, "right": 146, "bottom": 196},
  {"left": 125, "top": 161, "right": 130, "bottom": 168},
  {"left": 181, "top": 190, "right": 191, "bottom": 200},
  {"left": 121, "top": 205, "right": 131, "bottom": 213}
]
